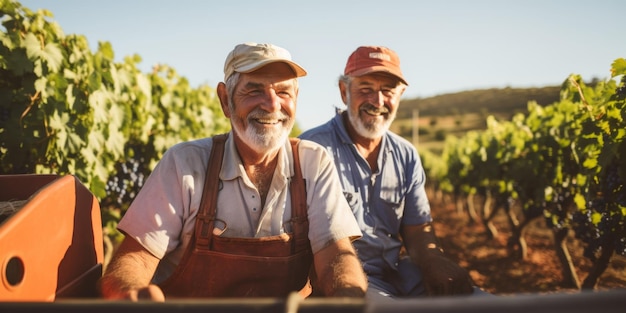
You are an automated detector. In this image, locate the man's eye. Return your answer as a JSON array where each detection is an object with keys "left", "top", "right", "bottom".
[
  {"left": 382, "top": 89, "right": 394, "bottom": 96},
  {"left": 279, "top": 91, "right": 292, "bottom": 97},
  {"left": 359, "top": 88, "right": 374, "bottom": 95}
]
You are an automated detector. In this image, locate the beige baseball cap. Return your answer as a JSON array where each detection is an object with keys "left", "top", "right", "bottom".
[{"left": 223, "top": 42, "right": 307, "bottom": 81}]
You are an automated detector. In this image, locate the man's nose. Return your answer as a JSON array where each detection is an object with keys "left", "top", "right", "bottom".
[
  {"left": 260, "top": 90, "right": 282, "bottom": 112},
  {"left": 370, "top": 90, "right": 385, "bottom": 107}
]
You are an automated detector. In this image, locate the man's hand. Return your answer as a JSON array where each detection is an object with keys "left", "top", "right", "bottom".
[
  {"left": 420, "top": 251, "right": 474, "bottom": 296},
  {"left": 127, "top": 284, "right": 166, "bottom": 301},
  {"left": 401, "top": 223, "right": 474, "bottom": 296}
]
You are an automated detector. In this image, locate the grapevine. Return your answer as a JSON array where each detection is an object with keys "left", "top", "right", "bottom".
[
  {"left": 423, "top": 58, "right": 626, "bottom": 290},
  {"left": 0, "top": 1, "right": 230, "bottom": 248}
]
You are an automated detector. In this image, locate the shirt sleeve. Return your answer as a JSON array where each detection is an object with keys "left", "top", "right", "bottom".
[
  {"left": 118, "top": 141, "right": 208, "bottom": 259},
  {"left": 399, "top": 147, "right": 433, "bottom": 226},
  {"left": 298, "top": 140, "right": 362, "bottom": 254}
]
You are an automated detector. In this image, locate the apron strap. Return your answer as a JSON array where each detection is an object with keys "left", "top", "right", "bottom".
[
  {"left": 289, "top": 138, "right": 309, "bottom": 253},
  {"left": 194, "top": 135, "right": 309, "bottom": 250},
  {"left": 195, "top": 133, "right": 227, "bottom": 247}
]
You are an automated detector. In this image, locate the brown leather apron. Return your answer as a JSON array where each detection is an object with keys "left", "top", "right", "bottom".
[{"left": 159, "top": 134, "right": 313, "bottom": 298}]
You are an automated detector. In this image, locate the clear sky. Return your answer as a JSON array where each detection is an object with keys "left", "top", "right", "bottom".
[{"left": 18, "top": 0, "right": 626, "bottom": 131}]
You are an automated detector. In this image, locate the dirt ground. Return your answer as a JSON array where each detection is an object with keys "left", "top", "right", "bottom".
[{"left": 428, "top": 191, "right": 626, "bottom": 295}]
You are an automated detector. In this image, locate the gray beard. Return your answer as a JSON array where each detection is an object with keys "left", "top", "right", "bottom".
[
  {"left": 347, "top": 108, "right": 393, "bottom": 139},
  {"left": 231, "top": 117, "right": 292, "bottom": 154}
]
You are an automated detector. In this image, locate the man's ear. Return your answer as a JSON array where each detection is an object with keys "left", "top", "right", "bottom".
[
  {"left": 338, "top": 80, "right": 348, "bottom": 104},
  {"left": 217, "top": 82, "right": 231, "bottom": 118}
]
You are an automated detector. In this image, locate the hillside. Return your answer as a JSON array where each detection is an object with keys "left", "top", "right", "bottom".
[
  {"left": 398, "top": 86, "right": 562, "bottom": 118},
  {"left": 391, "top": 86, "right": 562, "bottom": 152}
]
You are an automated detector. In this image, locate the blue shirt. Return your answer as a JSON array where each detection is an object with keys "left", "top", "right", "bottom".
[{"left": 300, "top": 113, "right": 432, "bottom": 277}]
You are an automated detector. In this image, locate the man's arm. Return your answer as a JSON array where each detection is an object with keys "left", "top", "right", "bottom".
[
  {"left": 401, "top": 223, "right": 474, "bottom": 296},
  {"left": 313, "top": 237, "right": 367, "bottom": 297},
  {"left": 99, "top": 236, "right": 165, "bottom": 301}
]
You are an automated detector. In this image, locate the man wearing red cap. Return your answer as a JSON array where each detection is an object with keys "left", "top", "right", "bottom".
[
  {"left": 301, "top": 46, "right": 486, "bottom": 300},
  {"left": 99, "top": 42, "right": 367, "bottom": 300}
]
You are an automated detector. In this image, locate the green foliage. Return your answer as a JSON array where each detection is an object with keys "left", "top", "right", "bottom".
[
  {"left": 424, "top": 58, "right": 626, "bottom": 260},
  {"left": 1, "top": 1, "right": 230, "bottom": 242}
]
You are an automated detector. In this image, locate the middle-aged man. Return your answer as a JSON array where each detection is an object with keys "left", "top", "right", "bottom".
[
  {"left": 300, "top": 46, "right": 488, "bottom": 301},
  {"left": 99, "top": 42, "right": 367, "bottom": 301}
]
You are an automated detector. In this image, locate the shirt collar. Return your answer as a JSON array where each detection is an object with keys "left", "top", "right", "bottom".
[{"left": 332, "top": 112, "right": 354, "bottom": 145}]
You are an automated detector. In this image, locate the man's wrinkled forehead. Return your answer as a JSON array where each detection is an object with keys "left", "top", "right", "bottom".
[{"left": 235, "top": 65, "right": 299, "bottom": 94}]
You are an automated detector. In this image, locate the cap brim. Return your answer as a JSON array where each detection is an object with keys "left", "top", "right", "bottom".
[
  {"left": 350, "top": 66, "right": 408, "bottom": 86},
  {"left": 237, "top": 59, "right": 307, "bottom": 77}
]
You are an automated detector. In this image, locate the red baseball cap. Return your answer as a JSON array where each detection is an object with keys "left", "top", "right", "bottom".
[{"left": 344, "top": 46, "right": 408, "bottom": 85}]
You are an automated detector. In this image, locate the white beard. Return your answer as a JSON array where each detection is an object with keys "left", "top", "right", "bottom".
[
  {"left": 346, "top": 101, "right": 394, "bottom": 140},
  {"left": 231, "top": 108, "right": 293, "bottom": 154}
]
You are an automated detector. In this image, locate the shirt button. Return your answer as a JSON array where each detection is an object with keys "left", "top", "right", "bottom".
[{"left": 253, "top": 208, "right": 257, "bottom": 211}]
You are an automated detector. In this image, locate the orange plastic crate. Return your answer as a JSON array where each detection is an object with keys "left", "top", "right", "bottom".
[{"left": 0, "top": 174, "right": 103, "bottom": 301}]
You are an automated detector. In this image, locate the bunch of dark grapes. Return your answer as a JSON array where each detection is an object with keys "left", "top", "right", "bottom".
[
  {"left": 574, "top": 159, "right": 626, "bottom": 260},
  {"left": 573, "top": 199, "right": 605, "bottom": 261},
  {"left": 103, "top": 157, "right": 146, "bottom": 209},
  {"left": 572, "top": 197, "right": 616, "bottom": 261},
  {"left": 602, "top": 160, "right": 624, "bottom": 204},
  {"left": 544, "top": 190, "right": 572, "bottom": 230},
  {"left": 607, "top": 160, "right": 626, "bottom": 256}
]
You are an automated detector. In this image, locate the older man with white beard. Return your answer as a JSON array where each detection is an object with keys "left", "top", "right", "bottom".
[
  {"left": 300, "top": 46, "right": 488, "bottom": 301},
  {"left": 99, "top": 42, "right": 367, "bottom": 301}
]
